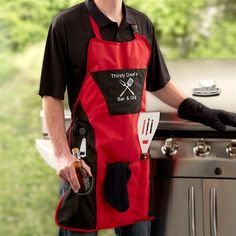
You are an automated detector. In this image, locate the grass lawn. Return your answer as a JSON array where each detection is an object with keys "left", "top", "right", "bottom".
[{"left": 0, "top": 43, "right": 113, "bottom": 236}]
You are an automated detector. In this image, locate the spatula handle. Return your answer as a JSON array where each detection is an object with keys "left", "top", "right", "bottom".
[{"left": 140, "top": 153, "right": 150, "bottom": 160}]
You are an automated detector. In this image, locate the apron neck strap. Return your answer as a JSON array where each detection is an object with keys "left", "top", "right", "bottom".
[
  {"left": 89, "top": 15, "right": 102, "bottom": 40},
  {"left": 131, "top": 25, "right": 140, "bottom": 39},
  {"left": 89, "top": 15, "right": 140, "bottom": 40}
]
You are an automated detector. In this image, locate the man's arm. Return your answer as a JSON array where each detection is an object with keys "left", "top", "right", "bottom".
[
  {"left": 42, "top": 96, "right": 92, "bottom": 193},
  {"left": 152, "top": 80, "right": 187, "bottom": 109}
]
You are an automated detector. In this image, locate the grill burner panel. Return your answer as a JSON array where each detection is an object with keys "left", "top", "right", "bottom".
[{"left": 150, "top": 139, "right": 236, "bottom": 160}]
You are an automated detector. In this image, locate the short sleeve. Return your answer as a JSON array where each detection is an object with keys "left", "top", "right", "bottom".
[
  {"left": 39, "top": 15, "right": 71, "bottom": 99},
  {"left": 146, "top": 24, "right": 171, "bottom": 92}
]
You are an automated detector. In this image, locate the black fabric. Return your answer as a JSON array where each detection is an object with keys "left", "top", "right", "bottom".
[
  {"left": 39, "top": 0, "right": 170, "bottom": 111},
  {"left": 69, "top": 101, "right": 97, "bottom": 195},
  {"left": 58, "top": 187, "right": 96, "bottom": 229},
  {"left": 148, "top": 158, "right": 155, "bottom": 217},
  {"left": 69, "top": 102, "right": 97, "bottom": 164},
  {"left": 178, "top": 98, "right": 236, "bottom": 131},
  {"left": 104, "top": 163, "right": 131, "bottom": 212},
  {"left": 58, "top": 102, "right": 97, "bottom": 229},
  {"left": 91, "top": 69, "right": 146, "bottom": 115}
]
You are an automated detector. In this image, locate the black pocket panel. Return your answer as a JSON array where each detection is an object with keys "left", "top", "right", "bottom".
[
  {"left": 91, "top": 69, "right": 146, "bottom": 115},
  {"left": 60, "top": 102, "right": 97, "bottom": 229},
  {"left": 58, "top": 171, "right": 96, "bottom": 229}
]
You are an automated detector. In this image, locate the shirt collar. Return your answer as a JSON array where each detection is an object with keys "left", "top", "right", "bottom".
[{"left": 85, "top": 0, "right": 136, "bottom": 27}]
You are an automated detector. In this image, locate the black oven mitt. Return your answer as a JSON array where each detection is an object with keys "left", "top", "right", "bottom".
[
  {"left": 178, "top": 98, "right": 236, "bottom": 131},
  {"left": 104, "top": 163, "right": 131, "bottom": 212}
]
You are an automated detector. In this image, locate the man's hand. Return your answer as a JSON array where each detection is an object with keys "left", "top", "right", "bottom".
[
  {"left": 56, "top": 155, "right": 92, "bottom": 193},
  {"left": 42, "top": 96, "right": 93, "bottom": 193},
  {"left": 178, "top": 98, "right": 236, "bottom": 131}
]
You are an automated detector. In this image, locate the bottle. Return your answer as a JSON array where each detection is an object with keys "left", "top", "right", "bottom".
[{"left": 72, "top": 147, "right": 93, "bottom": 194}]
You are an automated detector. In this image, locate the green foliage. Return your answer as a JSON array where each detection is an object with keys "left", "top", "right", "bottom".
[
  {"left": 0, "top": 0, "right": 82, "bottom": 80},
  {"left": 0, "top": 0, "right": 235, "bottom": 59},
  {"left": 126, "top": 0, "right": 236, "bottom": 58},
  {"left": 189, "top": 20, "right": 236, "bottom": 58},
  {"left": 0, "top": 0, "right": 81, "bottom": 52},
  {"left": 127, "top": 0, "right": 204, "bottom": 56}
]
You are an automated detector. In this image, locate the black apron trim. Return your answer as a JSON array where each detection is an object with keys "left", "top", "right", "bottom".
[{"left": 58, "top": 102, "right": 97, "bottom": 229}]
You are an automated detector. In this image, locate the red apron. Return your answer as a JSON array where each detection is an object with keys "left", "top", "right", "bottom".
[{"left": 55, "top": 15, "right": 153, "bottom": 232}]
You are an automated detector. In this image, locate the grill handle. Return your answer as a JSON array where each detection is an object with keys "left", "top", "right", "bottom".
[
  {"left": 188, "top": 186, "right": 196, "bottom": 236},
  {"left": 210, "top": 187, "right": 217, "bottom": 236}
]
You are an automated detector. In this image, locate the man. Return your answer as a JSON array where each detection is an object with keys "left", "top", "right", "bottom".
[{"left": 39, "top": 0, "right": 236, "bottom": 236}]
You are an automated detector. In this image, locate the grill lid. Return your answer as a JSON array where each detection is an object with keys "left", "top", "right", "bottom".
[
  {"left": 146, "top": 60, "right": 236, "bottom": 134},
  {"left": 39, "top": 60, "right": 236, "bottom": 137}
]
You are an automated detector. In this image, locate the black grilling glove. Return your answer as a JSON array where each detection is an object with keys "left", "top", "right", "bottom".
[
  {"left": 178, "top": 98, "right": 236, "bottom": 131},
  {"left": 104, "top": 163, "right": 131, "bottom": 212}
]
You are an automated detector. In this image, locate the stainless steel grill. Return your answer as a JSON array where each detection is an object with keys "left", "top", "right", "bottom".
[{"left": 149, "top": 60, "right": 236, "bottom": 236}]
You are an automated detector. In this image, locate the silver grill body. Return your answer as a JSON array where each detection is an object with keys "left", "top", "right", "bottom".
[{"left": 149, "top": 60, "right": 236, "bottom": 236}]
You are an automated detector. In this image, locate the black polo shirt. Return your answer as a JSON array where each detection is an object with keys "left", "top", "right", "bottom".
[{"left": 39, "top": 0, "right": 170, "bottom": 111}]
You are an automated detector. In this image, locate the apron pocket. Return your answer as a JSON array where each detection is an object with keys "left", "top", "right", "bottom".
[
  {"left": 104, "top": 162, "right": 131, "bottom": 212},
  {"left": 56, "top": 186, "right": 97, "bottom": 230},
  {"left": 55, "top": 161, "right": 97, "bottom": 230}
]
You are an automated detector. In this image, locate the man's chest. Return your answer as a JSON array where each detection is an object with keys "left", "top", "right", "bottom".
[{"left": 67, "top": 23, "right": 135, "bottom": 75}]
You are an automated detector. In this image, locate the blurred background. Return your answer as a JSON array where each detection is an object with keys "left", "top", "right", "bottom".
[{"left": 0, "top": 0, "right": 235, "bottom": 235}]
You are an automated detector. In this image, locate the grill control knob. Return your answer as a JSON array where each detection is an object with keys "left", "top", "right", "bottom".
[
  {"left": 161, "top": 138, "right": 178, "bottom": 157},
  {"left": 193, "top": 138, "right": 211, "bottom": 157},
  {"left": 226, "top": 140, "right": 236, "bottom": 157}
]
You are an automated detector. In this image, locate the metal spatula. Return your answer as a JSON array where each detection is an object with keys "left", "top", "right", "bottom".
[{"left": 138, "top": 112, "right": 160, "bottom": 159}]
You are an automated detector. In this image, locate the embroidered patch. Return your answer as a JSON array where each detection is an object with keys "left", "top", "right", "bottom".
[{"left": 91, "top": 69, "right": 146, "bottom": 115}]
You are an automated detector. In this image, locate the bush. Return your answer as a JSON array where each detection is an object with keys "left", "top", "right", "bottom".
[
  {"left": 0, "top": 0, "right": 235, "bottom": 59},
  {"left": 0, "top": 0, "right": 81, "bottom": 52},
  {"left": 126, "top": 0, "right": 236, "bottom": 58}
]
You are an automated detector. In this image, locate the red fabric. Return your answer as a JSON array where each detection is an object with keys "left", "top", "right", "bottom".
[
  {"left": 89, "top": 15, "right": 102, "bottom": 39},
  {"left": 56, "top": 15, "right": 152, "bottom": 231},
  {"left": 87, "top": 36, "right": 150, "bottom": 72}
]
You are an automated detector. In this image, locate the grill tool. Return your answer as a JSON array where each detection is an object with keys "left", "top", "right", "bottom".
[
  {"left": 78, "top": 128, "right": 87, "bottom": 158},
  {"left": 138, "top": 112, "right": 160, "bottom": 159}
]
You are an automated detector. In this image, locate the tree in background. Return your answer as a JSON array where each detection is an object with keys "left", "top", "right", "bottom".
[
  {"left": 126, "top": 0, "right": 236, "bottom": 58},
  {"left": 0, "top": 0, "right": 80, "bottom": 52},
  {"left": 0, "top": 0, "right": 81, "bottom": 79},
  {"left": 0, "top": 0, "right": 235, "bottom": 58},
  {"left": 189, "top": 0, "right": 236, "bottom": 58}
]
